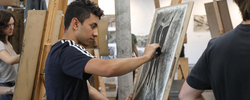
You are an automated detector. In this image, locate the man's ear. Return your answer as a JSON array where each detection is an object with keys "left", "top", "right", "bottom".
[{"left": 71, "top": 18, "right": 79, "bottom": 31}]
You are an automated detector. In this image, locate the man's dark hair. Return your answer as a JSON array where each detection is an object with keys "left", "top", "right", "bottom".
[
  {"left": 0, "top": 10, "right": 15, "bottom": 44},
  {"left": 234, "top": 0, "right": 250, "bottom": 21},
  {"left": 64, "top": 0, "right": 104, "bottom": 30}
]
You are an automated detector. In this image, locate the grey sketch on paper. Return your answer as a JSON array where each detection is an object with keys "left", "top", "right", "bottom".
[
  {"left": 101, "top": 15, "right": 117, "bottom": 43},
  {"left": 101, "top": 46, "right": 117, "bottom": 59},
  {"left": 101, "top": 15, "right": 116, "bottom": 27},
  {"left": 137, "top": 48, "right": 145, "bottom": 57},
  {"left": 194, "top": 15, "right": 209, "bottom": 32},
  {"left": 108, "top": 31, "right": 116, "bottom": 43},
  {"left": 136, "top": 35, "right": 148, "bottom": 47},
  {"left": 133, "top": 4, "right": 190, "bottom": 100}
]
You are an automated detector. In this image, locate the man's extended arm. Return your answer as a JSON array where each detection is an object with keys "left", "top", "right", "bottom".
[
  {"left": 179, "top": 81, "right": 205, "bottom": 100},
  {"left": 84, "top": 43, "right": 160, "bottom": 77}
]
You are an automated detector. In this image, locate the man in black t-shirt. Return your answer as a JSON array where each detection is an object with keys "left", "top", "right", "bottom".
[
  {"left": 179, "top": 0, "right": 250, "bottom": 100},
  {"left": 45, "top": 0, "right": 160, "bottom": 100}
]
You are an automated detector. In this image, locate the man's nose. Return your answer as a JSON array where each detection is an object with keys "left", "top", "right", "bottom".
[{"left": 93, "top": 29, "right": 98, "bottom": 37}]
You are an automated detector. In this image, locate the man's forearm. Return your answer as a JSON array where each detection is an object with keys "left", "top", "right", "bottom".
[{"left": 88, "top": 81, "right": 108, "bottom": 100}]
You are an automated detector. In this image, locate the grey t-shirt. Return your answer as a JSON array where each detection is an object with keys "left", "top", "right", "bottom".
[{"left": 0, "top": 41, "right": 18, "bottom": 83}]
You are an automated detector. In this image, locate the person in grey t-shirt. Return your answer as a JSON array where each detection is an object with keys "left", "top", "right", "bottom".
[{"left": 0, "top": 10, "right": 20, "bottom": 100}]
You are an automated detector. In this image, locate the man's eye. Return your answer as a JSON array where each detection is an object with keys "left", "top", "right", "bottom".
[{"left": 91, "top": 25, "right": 96, "bottom": 29}]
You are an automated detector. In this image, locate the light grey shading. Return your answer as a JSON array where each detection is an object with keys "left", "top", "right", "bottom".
[
  {"left": 194, "top": 15, "right": 209, "bottom": 32},
  {"left": 108, "top": 31, "right": 116, "bottom": 43},
  {"left": 101, "top": 15, "right": 117, "bottom": 43},
  {"left": 101, "top": 15, "right": 116, "bottom": 28},
  {"left": 137, "top": 49, "right": 144, "bottom": 57},
  {"left": 133, "top": 4, "right": 188, "bottom": 100},
  {"left": 101, "top": 46, "right": 116, "bottom": 59},
  {"left": 136, "top": 35, "right": 148, "bottom": 47}
]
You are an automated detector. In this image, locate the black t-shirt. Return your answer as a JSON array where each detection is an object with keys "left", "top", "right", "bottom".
[
  {"left": 187, "top": 24, "right": 250, "bottom": 100},
  {"left": 45, "top": 40, "right": 94, "bottom": 100}
]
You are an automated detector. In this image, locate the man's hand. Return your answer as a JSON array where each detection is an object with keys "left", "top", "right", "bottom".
[
  {"left": 143, "top": 43, "right": 161, "bottom": 61},
  {"left": 125, "top": 94, "right": 133, "bottom": 100}
]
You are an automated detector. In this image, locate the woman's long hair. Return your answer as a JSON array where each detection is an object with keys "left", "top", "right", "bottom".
[{"left": 0, "top": 10, "right": 16, "bottom": 44}]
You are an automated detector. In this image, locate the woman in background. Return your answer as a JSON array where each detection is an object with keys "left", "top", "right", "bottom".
[{"left": 0, "top": 10, "right": 20, "bottom": 100}]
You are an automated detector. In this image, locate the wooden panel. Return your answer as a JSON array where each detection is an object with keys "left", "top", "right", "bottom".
[
  {"left": 177, "top": 58, "right": 189, "bottom": 80},
  {"left": 98, "top": 20, "right": 109, "bottom": 56},
  {"left": 7, "top": 8, "right": 24, "bottom": 54},
  {"left": 13, "top": 10, "right": 46, "bottom": 100},
  {"left": 205, "top": 1, "right": 233, "bottom": 38}
]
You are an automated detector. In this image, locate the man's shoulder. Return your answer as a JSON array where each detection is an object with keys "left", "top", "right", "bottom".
[{"left": 51, "top": 40, "right": 95, "bottom": 58}]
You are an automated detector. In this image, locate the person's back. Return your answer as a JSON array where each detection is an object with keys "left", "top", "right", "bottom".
[
  {"left": 179, "top": 0, "right": 250, "bottom": 100},
  {"left": 187, "top": 24, "right": 250, "bottom": 100}
]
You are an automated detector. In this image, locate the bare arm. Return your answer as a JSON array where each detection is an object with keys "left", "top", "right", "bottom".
[
  {"left": 0, "top": 86, "right": 14, "bottom": 95},
  {"left": 134, "top": 44, "right": 139, "bottom": 57},
  {"left": 0, "top": 50, "right": 20, "bottom": 65},
  {"left": 179, "top": 81, "right": 205, "bottom": 100},
  {"left": 87, "top": 81, "right": 108, "bottom": 100},
  {"left": 85, "top": 43, "right": 160, "bottom": 77}
]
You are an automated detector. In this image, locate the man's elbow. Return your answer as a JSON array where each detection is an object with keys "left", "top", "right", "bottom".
[
  {"left": 105, "top": 68, "right": 116, "bottom": 77},
  {"left": 178, "top": 92, "right": 185, "bottom": 100}
]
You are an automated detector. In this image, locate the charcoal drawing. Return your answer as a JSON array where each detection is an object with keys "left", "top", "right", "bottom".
[
  {"left": 101, "top": 15, "right": 116, "bottom": 27},
  {"left": 133, "top": 2, "right": 193, "bottom": 100},
  {"left": 108, "top": 31, "right": 116, "bottom": 43},
  {"left": 194, "top": 15, "right": 209, "bottom": 32},
  {"left": 136, "top": 35, "right": 148, "bottom": 47}
]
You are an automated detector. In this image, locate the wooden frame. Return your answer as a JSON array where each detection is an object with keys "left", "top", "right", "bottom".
[
  {"left": 32, "top": 0, "right": 67, "bottom": 99},
  {"left": 132, "top": 2, "right": 194, "bottom": 100}
]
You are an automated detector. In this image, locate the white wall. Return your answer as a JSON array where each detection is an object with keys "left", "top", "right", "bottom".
[{"left": 45, "top": 0, "right": 74, "bottom": 7}]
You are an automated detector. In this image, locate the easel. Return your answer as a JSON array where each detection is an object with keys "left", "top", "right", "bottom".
[
  {"left": 169, "top": 0, "right": 190, "bottom": 80},
  {"left": 204, "top": 0, "right": 233, "bottom": 38},
  {"left": 31, "top": 0, "right": 68, "bottom": 100},
  {"left": 155, "top": 0, "right": 186, "bottom": 99},
  {"left": 132, "top": 0, "right": 187, "bottom": 100}
]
